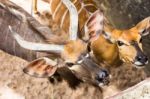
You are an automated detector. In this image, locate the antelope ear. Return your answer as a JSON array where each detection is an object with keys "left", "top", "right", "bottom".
[
  {"left": 83, "top": 10, "right": 104, "bottom": 41},
  {"left": 23, "top": 57, "right": 58, "bottom": 78},
  {"left": 136, "top": 17, "right": 150, "bottom": 36}
]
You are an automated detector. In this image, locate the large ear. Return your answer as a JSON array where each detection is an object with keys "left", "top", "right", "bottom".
[
  {"left": 83, "top": 10, "right": 104, "bottom": 41},
  {"left": 23, "top": 57, "right": 58, "bottom": 78},
  {"left": 136, "top": 17, "right": 150, "bottom": 36}
]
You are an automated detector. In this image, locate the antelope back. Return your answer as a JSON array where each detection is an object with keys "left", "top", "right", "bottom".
[{"left": 49, "top": 0, "right": 97, "bottom": 34}]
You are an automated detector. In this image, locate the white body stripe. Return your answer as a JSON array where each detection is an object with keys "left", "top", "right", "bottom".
[
  {"left": 73, "top": 0, "right": 77, "bottom": 4},
  {"left": 78, "top": 2, "right": 84, "bottom": 14},
  {"left": 84, "top": 3, "right": 96, "bottom": 7},
  {"left": 49, "top": 0, "right": 53, "bottom": 14},
  {"left": 52, "top": 1, "right": 62, "bottom": 19},
  {"left": 60, "top": 10, "right": 68, "bottom": 28}
]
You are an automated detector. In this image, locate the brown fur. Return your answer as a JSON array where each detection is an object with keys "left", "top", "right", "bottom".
[
  {"left": 33, "top": 0, "right": 97, "bottom": 33},
  {"left": 62, "top": 39, "right": 87, "bottom": 63}
]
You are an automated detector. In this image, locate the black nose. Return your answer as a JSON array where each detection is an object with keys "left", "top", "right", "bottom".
[
  {"left": 95, "top": 69, "right": 109, "bottom": 85},
  {"left": 98, "top": 70, "right": 109, "bottom": 79},
  {"left": 136, "top": 55, "right": 148, "bottom": 64}
]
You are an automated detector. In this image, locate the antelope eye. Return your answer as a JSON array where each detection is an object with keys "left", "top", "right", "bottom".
[
  {"left": 141, "top": 29, "right": 146, "bottom": 34},
  {"left": 66, "top": 62, "right": 74, "bottom": 67},
  {"left": 139, "top": 38, "right": 143, "bottom": 43},
  {"left": 117, "top": 41, "right": 124, "bottom": 46}
]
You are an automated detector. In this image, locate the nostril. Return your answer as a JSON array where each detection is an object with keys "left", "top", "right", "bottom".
[
  {"left": 136, "top": 55, "right": 148, "bottom": 63},
  {"left": 145, "top": 56, "right": 148, "bottom": 60},
  {"left": 97, "top": 70, "right": 109, "bottom": 79},
  {"left": 137, "top": 56, "right": 142, "bottom": 61},
  {"left": 144, "top": 56, "right": 148, "bottom": 62},
  {"left": 95, "top": 69, "right": 110, "bottom": 86},
  {"left": 101, "top": 70, "right": 109, "bottom": 77}
]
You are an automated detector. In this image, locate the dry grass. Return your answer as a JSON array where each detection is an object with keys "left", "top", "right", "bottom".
[{"left": 0, "top": 50, "right": 104, "bottom": 99}]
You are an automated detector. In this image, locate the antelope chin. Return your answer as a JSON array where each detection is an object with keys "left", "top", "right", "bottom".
[
  {"left": 98, "top": 83, "right": 104, "bottom": 87},
  {"left": 133, "top": 61, "right": 148, "bottom": 68}
]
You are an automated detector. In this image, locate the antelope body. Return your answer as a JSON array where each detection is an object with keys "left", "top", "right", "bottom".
[{"left": 33, "top": 0, "right": 97, "bottom": 34}]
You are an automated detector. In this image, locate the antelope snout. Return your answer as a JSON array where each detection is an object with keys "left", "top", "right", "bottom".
[
  {"left": 134, "top": 55, "right": 148, "bottom": 67},
  {"left": 95, "top": 69, "right": 110, "bottom": 86}
]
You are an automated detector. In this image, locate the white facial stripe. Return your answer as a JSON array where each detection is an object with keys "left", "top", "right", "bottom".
[
  {"left": 134, "top": 60, "right": 148, "bottom": 67},
  {"left": 98, "top": 83, "right": 104, "bottom": 87},
  {"left": 102, "top": 32, "right": 112, "bottom": 40},
  {"left": 141, "top": 32, "right": 149, "bottom": 36},
  {"left": 118, "top": 39, "right": 130, "bottom": 45},
  {"left": 77, "top": 60, "right": 83, "bottom": 64},
  {"left": 133, "top": 63, "right": 145, "bottom": 69},
  {"left": 134, "top": 61, "right": 143, "bottom": 66}
]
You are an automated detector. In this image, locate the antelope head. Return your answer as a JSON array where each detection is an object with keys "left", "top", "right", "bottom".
[
  {"left": 84, "top": 10, "right": 149, "bottom": 68},
  {"left": 93, "top": 18, "right": 149, "bottom": 67},
  {"left": 8, "top": 0, "right": 109, "bottom": 87},
  {"left": 104, "top": 18, "right": 149, "bottom": 67}
]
